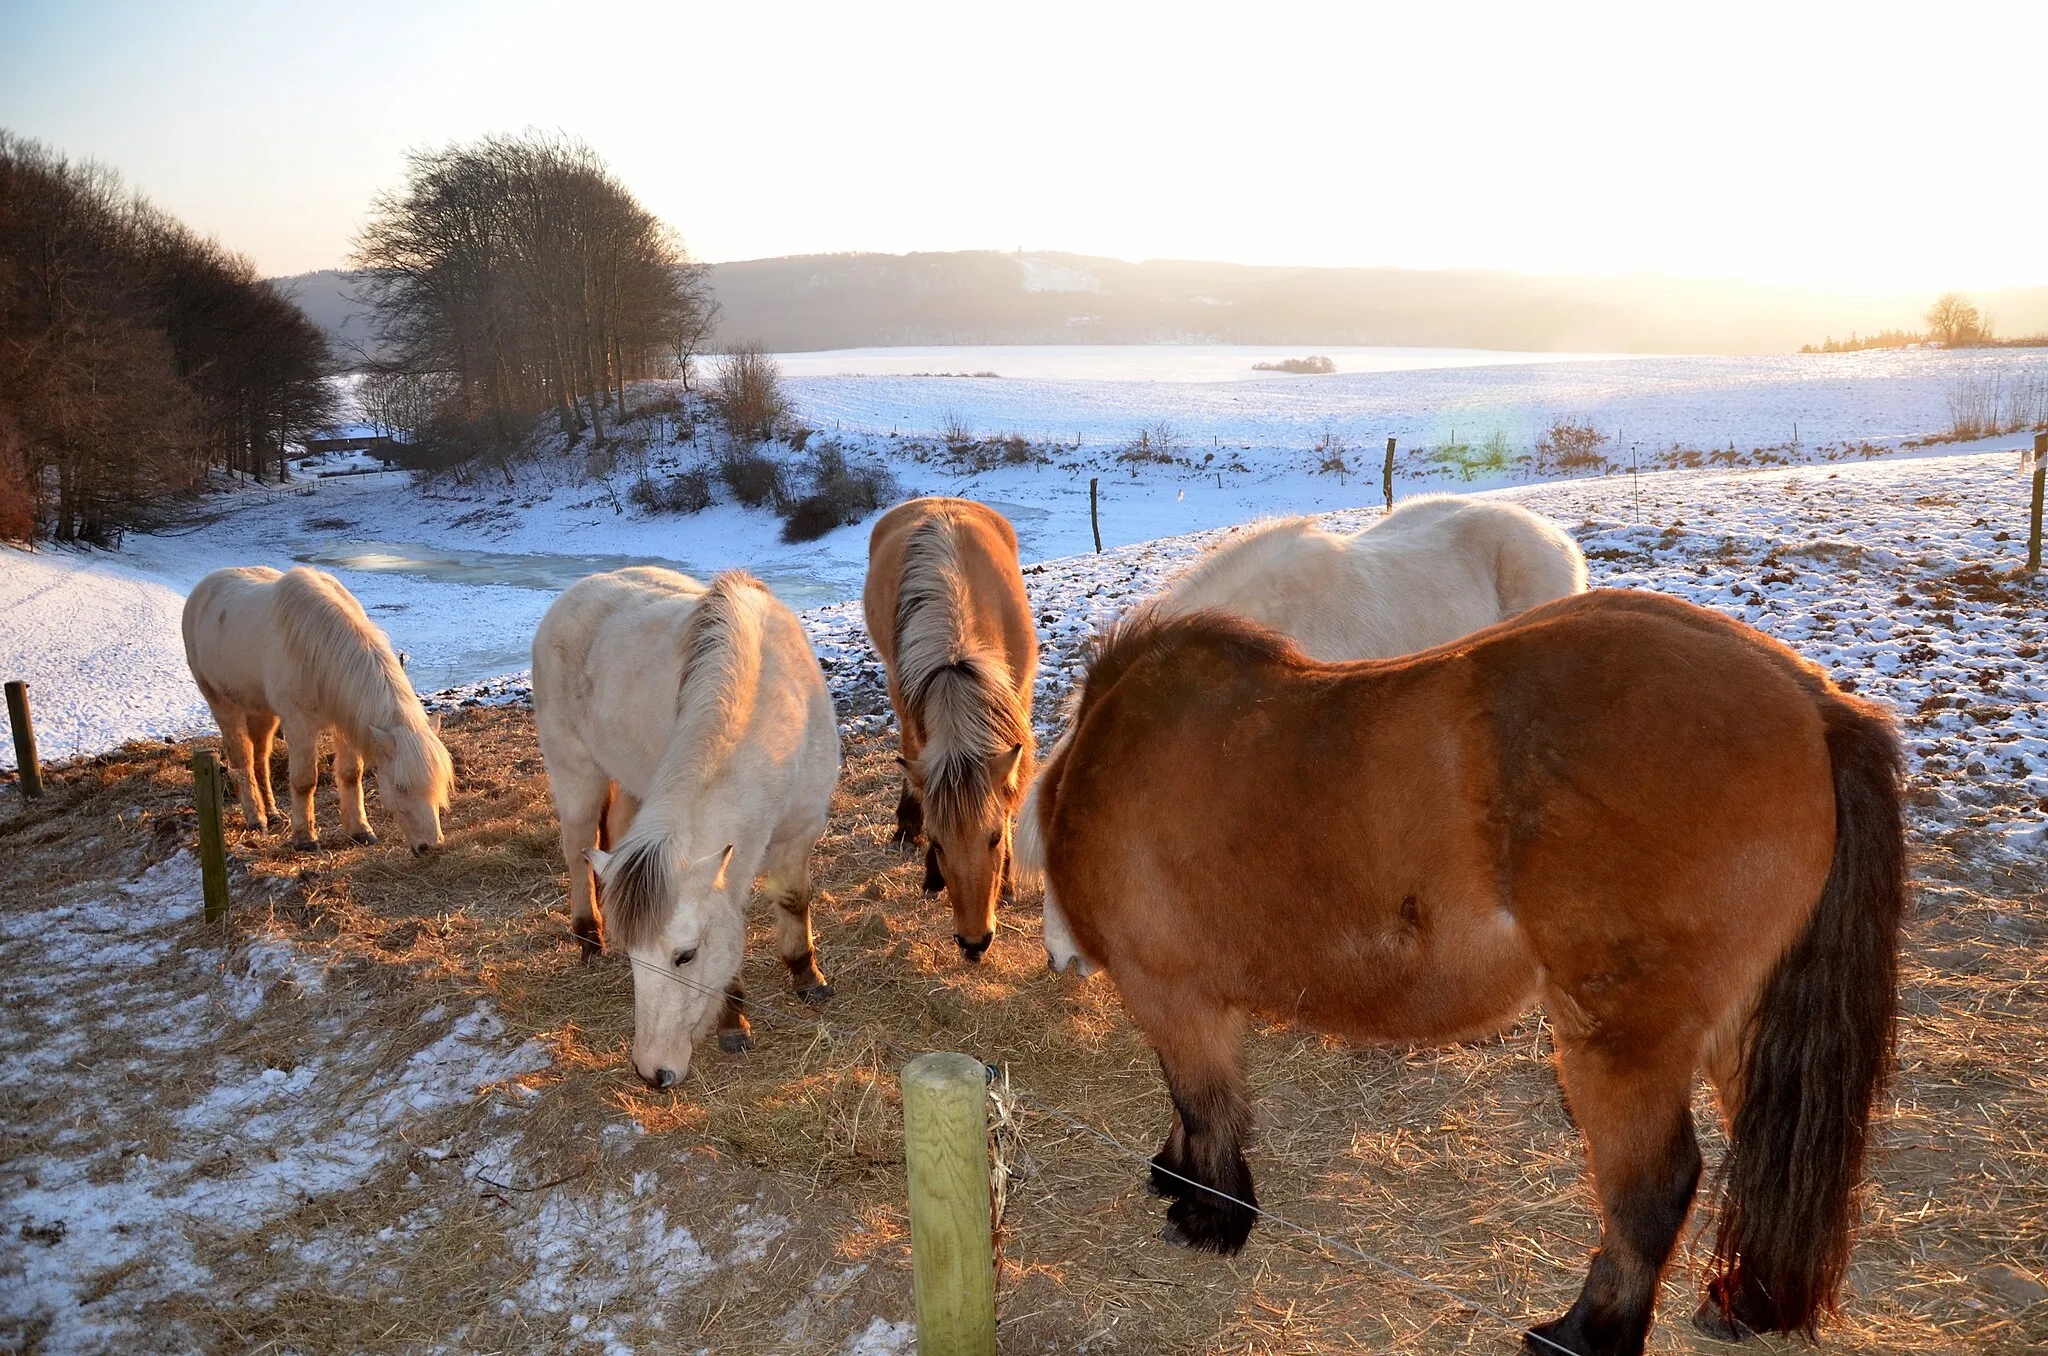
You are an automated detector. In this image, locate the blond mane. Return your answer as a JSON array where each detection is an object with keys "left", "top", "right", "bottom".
[
  {"left": 894, "top": 513, "right": 1033, "bottom": 836},
  {"left": 273, "top": 568, "right": 451, "bottom": 808},
  {"left": 604, "top": 571, "right": 773, "bottom": 949}
]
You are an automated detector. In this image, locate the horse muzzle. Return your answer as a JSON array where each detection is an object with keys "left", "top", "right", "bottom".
[{"left": 955, "top": 932, "right": 993, "bottom": 963}]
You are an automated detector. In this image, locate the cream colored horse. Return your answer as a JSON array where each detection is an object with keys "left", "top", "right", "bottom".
[
  {"left": 532, "top": 567, "right": 839, "bottom": 1088},
  {"left": 182, "top": 566, "right": 453, "bottom": 852},
  {"left": 1020, "top": 494, "right": 1588, "bottom": 969}
]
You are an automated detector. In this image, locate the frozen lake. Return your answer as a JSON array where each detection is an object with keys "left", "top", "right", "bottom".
[{"left": 770, "top": 344, "right": 1635, "bottom": 383}]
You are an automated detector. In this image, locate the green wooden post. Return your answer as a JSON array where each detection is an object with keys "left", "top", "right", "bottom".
[
  {"left": 5, "top": 681, "right": 41, "bottom": 800},
  {"left": 192, "top": 749, "right": 231, "bottom": 923},
  {"left": 902, "top": 1052, "right": 996, "bottom": 1356},
  {"left": 2029, "top": 431, "right": 2046, "bottom": 573},
  {"left": 1382, "top": 436, "right": 1397, "bottom": 512}
]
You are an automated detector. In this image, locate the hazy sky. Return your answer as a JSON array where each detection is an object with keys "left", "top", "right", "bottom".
[{"left": 3, "top": 0, "right": 2042, "bottom": 291}]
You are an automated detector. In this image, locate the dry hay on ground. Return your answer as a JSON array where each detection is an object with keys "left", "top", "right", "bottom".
[{"left": 3, "top": 707, "right": 2045, "bottom": 1354}]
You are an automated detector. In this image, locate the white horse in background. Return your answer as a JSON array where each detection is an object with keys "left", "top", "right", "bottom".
[
  {"left": 531, "top": 567, "right": 839, "bottom": 1089},
  {"left": 182, "top": 566, "right": 453, "bottom": 852},
  {"left": 1019, "top": 494, "right": 1589, "bottom": 971}
]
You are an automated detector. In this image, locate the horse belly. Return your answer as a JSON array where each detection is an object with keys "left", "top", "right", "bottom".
[{"left": 1298, "top": 889, "right": 1545, "bottom": 1046}]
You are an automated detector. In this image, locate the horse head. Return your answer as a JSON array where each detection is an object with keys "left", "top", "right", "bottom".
[
  {"left": 916, "top": 741, "right": 1026, "bottom": 963},
  {"left": 370, "top": 713, "right": 451, "bottom": 853},
  {"left": 588, "top": 839, "right": 740, "bottom": 1089}
]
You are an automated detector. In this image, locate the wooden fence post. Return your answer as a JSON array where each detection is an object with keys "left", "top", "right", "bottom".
[
  {"left": 2029, "top": 431, "right": 2046, "bottom": 573},
  {"left": 1089, "top": 477, "right": 1102, "bottom": 553},
  {"left": 5, "top": 681, "right": 41, "bottom": 800},
  {"left": 192, "top": 749, "right": 231, "bottom": 923},
  {"left": 1382, "top": 437, "right": 1397, "bottom": 512},
  {"left": 902, "top": 1052, "right": 996, "bottom": 1356}
]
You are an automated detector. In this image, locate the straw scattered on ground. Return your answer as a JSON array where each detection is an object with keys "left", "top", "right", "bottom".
[{"left": 4, "top": 700, "right": 2044, "bottom": 1353}]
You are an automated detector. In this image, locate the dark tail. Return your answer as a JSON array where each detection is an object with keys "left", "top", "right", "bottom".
[{"left": 1708, "top": 696, "right": 1908, "bottom": 1335}]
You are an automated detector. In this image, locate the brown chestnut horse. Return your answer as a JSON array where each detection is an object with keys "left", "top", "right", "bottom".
[
  {"left": 1033, "top": 590, "right": 1906, "bottom": 1356},
  {"left": 863, "top": 498, "right": 1037, "bottom": 961}
]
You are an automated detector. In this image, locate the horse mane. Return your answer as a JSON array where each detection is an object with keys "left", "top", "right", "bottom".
[
  {"left": 273, "top": 568, "right": 451, "bottom": 808},
  {"left": 604, "top": 570, "right": 772, "bottom": 950},
  {"left": 1074, "top": 605, "right": 1300, "bottom": 733},
  {"left": 894, "top": 512, "right": 1034, "bottom": 836}
]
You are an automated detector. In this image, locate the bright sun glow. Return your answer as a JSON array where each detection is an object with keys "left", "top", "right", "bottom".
[{"left": 1, "top": 0, "right": 2043, "bottom": 291}]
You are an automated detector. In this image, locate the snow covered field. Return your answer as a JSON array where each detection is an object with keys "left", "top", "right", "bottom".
[
  {"left": 4, "top": 436, "right": 2045, "bottom": 1352},
  {"left": 2, "top": 345, "right": 2043, "bottom": 766}
]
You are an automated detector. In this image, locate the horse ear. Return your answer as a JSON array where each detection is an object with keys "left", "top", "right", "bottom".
[
  {"left": 585, "top": 845, "right": 613, "bottom": 874},
  {"left": 708, "top": 844, "right": 734, "bottom": 892},
  {"left": 370, "top": 725, "right": 399, "bottom": 758},
  {"left": 426, "top": 710, "right": 443, "bottom": 733},
  {"left": 994, "top": 742, "right": 1025, "bottom": 788}
]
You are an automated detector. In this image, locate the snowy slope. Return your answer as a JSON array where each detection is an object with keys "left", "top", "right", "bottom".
[{"left": 0, "top": 549, "right": 214, "bottom": 767}]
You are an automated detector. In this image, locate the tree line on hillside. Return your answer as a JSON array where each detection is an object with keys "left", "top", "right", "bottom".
[
  {"left": 1800, "top": 291, "right": 2038, "bottom": 353},
  {"left": 0, "top": 132, "right": 335, "bottom": 545},
  {"left": 350, "top": 133, "right": 716, "bottom": 471}
]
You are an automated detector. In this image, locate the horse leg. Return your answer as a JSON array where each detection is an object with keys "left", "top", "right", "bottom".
[
  {"left": 334, "top": 738, "right": 376, "bottom": 845},
  {"left": 1141, "top": 1002, "right": 1255, "bottom": 1253},
  {"left": 602, "top": 789, "right": 641, "bottom": 850},
  {"left": 246, "top": 711, "right": 280, "bottom": 827},
  {"left": 893, "top": 778, "right": 925, "bottom": 847},
  {"left": 1146, "top": 1108, "right": 1193, "bottom": 1199},
  {"left": 1529, "top": 1031, "right": 1704, "bottom": 1356},
  {"left": 716, "top": 973, "right": 754, "bottom": 1054},
  {"left": 540, "top": 735, "right": 609, "bottom": 958},
  {"left": 215, "top": 707, "right": 263, "bottom": 831},
  {"left": 892, "top": 726, "right": 925, "bottom": 847},
  {"left": 763, "top": 826, "right": 832, "bottom": 1003},
  {"left": 280, "top": 716, "right": 324, "bottom": 850}
]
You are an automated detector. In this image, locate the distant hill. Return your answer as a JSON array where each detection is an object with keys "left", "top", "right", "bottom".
[
  {"left": 267, "top": 269, "right": 381, "bottom": 359},
  {"left": 269, "top": 254, "right": 2048, "bottom": 358}
]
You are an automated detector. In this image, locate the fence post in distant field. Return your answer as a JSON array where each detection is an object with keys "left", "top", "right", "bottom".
[
  {"left": 1089, "top": 477, "right": 1102, "bottom": 553},
  {"left": 2029, "top": 432, "right": 2046, "bottom": 573},
  {"left": 1382, "top": 437, "right": 1397, "bottom": 512},
  {"left": 902, "top": 1052, "right": 997, "bottom": 1356},
  {"left": 5, "top": 681, "right": 41, "bottom": 800},
  {"left": 192, "top": 750, "right": 231, "bottom": 923}
]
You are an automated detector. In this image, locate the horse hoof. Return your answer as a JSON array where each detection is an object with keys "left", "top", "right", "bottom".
[
  {"left": 348, "top": 830, "right": 378, "bottom": 846},
  {"left": 718, "top": 1030, "right": 755, "bottom": 1055},
  {"left": 797, "top": 982, "right": 835, "bottom": 1005},
  {"left": 293, "top": 839, "right": 321, "bottom": 853},
  {"left": 1691, "top": 1304, "right": 1751, "bottom": 1344}
]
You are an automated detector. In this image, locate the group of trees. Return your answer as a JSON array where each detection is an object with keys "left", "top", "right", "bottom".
[
  {"left": 1923, "top": 292, "right": 1991, "bottom": 348},
  {"left": 351, "top": 133, "right": 716, "bottom": 469},
  {"left": 0, "top": 132, "right": 335, "bottom": 544}
]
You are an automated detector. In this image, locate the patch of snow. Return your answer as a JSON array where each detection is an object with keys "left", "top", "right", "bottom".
[
  {"left": 841, "top": 1315, "right": 916, "bottom": 1355},
  {"left": 509, "top": 1190, "right": 715, "bottom": 1318}
]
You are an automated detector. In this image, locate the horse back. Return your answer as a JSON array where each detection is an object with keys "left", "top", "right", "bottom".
[
  {"left": 181, "top": 565, "right": 286, "bottom": 710},
  {"left": 863, "top": 497, "right": 1036, "bottom": 713},
  {"left": 1052, "top": 592, "right": 1847, "bottom": 1046}
]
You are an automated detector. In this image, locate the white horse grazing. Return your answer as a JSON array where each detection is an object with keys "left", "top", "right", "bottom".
[
  {"left": 1019, "top": 494, "right": 1588, "bottom": 972},
  {"left": 182, "top": 566, "right": 453, "bottom": 853},
  {"left": 531, "top": 567, "right": 839, "bottom": 1088}
]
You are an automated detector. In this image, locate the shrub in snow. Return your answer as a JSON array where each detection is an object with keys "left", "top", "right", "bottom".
[
  {"left": 630, "top": 467, "right": 714, "bottom": 515},
  {"left": 1534, "top": 419, "right": 1611, "bottom": 475},
  {"left": 780, "top": 446, "right": 897, "bottom": 543},
  {"left": 719, "top": 447, "right": 788, "bottom": 509}
]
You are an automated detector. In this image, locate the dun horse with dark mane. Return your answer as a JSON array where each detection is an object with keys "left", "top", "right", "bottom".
[
  {"left": 1034, "top": 591, "right": 1906, "bottom": 1356},
  {"left": 864, "top": 498, "right": 1037, "bottom": 961}
]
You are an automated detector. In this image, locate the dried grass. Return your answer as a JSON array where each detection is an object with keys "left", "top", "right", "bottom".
[{"left": 3, "top": 709, "right": 2043, "bottom": 1352}]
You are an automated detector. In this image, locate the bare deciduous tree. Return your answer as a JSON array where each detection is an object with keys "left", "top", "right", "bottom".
[
  {"left": 1925, "top": 292, "right": 1987, "bottom": 348},
  {"left": 350, "top": 134, "right": 714, "bottom": 470},
  {"left": 0, "top": 131, "right": 333, "bottom": 542}
]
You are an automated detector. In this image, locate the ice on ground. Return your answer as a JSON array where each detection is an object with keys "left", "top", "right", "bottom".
[{"left": 0, "top": 852, "right": 554, "bottom": 1353}]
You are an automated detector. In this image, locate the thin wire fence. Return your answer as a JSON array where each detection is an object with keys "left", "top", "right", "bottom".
[{"left": 556, "top": 923, "right": 1585, "bottom": 1355}]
